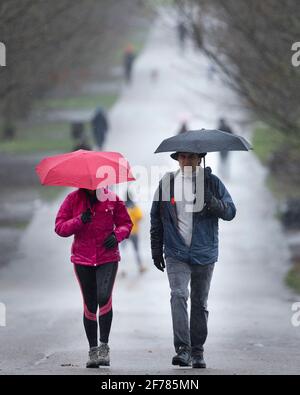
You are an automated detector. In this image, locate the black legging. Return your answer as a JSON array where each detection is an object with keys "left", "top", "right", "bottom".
[{"left": 74, "top": 262, "right": 118, "bottom": 348}]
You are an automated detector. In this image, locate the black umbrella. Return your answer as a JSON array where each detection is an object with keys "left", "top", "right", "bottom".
[{"left": 154, "top": 129, "right": 252, "bottom": 155}]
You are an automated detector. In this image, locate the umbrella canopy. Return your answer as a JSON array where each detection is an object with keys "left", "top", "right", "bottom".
[
  {"left": 155, "top": 129, "right": 252, "bottom": 154},
  {"left": 35, "top": 150, "right": 135, "bottom": 190}
]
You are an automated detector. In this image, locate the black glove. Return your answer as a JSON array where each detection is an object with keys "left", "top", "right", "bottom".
[
  {"left": 104, "top": 233, "right": 118, "bottom": 249},
  {"left": 81, "top": 208, "right": 92, "bottom": 224},
  {"left": 205, "top": 190, "right": 225, "bottom": 216},
  {"left": 153, "top": 255, "right": 165, "bottom": 272}
]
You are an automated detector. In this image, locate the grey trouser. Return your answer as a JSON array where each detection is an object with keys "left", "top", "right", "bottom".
[{"left": 166, "top": 256, "right": 215, "bottom": 357}]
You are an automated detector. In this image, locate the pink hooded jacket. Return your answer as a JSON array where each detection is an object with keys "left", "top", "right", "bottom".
[{"left": 55, "top": 189, "right": 133, "bottom": 266}]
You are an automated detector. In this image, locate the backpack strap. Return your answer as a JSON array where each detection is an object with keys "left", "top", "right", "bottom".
[{"left": 158, "top": 172, "right": 176, "bottom": 218}]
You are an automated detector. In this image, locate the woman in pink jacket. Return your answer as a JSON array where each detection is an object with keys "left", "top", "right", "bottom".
[{"left": 55, "top": 187, "right": 133, "bottom": 368}]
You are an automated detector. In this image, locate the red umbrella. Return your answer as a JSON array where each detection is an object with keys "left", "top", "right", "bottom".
[{"left": 35, "top": 150, "right": 135, "bottom": 190}]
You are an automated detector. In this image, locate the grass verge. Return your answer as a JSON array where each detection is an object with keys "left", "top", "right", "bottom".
[
  {"left": 253, "top": 123, "right": 300, "bottom": 294},
  {"left": 286, "top": 263, "right": 300, "bottom": 294}
]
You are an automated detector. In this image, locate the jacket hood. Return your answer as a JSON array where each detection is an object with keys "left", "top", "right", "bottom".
[{"left": 204, "top": 166, "right": 212, "bottom": 177}]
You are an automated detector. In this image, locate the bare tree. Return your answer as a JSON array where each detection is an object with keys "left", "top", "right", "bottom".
[
  {"left": 0, "top": 0, "right": 150, "bottom": 138},
  {"left": 174, "top": 0, "right": 300, "bottom": 139}
]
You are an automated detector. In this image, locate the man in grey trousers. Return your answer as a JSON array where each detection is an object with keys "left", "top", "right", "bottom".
[{"left": 150, "top": 151, "right": 236, "bottom": 368}]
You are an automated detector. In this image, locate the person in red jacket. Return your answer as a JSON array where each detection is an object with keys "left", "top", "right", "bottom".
[{"left": 55, "top": 187, "right": 133, "bottom": 368}]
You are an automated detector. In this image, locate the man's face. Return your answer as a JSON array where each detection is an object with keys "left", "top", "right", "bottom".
[{"left": 178, "top": 152, "right": 201, "bottom": 171}]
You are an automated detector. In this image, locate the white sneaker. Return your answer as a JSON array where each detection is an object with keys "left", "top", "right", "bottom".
[{"left": 98, "top": 343, "right": 110, "bottom": 366}]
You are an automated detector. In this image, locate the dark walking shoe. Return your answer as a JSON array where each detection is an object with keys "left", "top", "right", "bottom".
[
  {"left": 86, "top": 347, "right": 99, "bottom": 368},
  {"left": 192, "top": 355, "right": 206, "bottom": 369},
  {"left": 172, "top": 346, "right": 191, "bottom": 367},
  {"left": 98, "top": 343, "right": 110, "bottom": 366}
]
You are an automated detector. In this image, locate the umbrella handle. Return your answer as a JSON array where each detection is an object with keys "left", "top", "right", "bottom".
[
  {"left": 85, "top": 191, "right": 96, "bottom": 215},
  {"left": 203, "top": 156, "right": 209, "bottom": 208},
  {"left": 204, "top": 155, "right": 206, "bottom": 196}
]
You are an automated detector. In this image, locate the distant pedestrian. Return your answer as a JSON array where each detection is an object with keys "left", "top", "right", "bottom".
[
  {"left": 177, "top": 21, "right": 188, "bottom": 52},
  {"left": 73, "top": 138, "right": 91, "bottom": 151},
  {"left": 71, "top": 122, "right": 91, "bottom": 151},
  {"left": 177, "top": 120, "right": 189, "bottom": 135},
  {"left": 218, "top": 118, "right": 234, "bottom": 163},
  {"left": 124, "top": 192, "right": 146, "bottom": 274},
  {"left": 91, "top": 107, "right": 109, "bottom": 149},
  {"left": 124, "top": 44, "right": 136, "bottom": 84}
]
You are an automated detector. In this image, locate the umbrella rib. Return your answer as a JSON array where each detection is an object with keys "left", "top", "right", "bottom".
[{"left": 84, "top": 155, "right": 94, "bottom": 190}]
